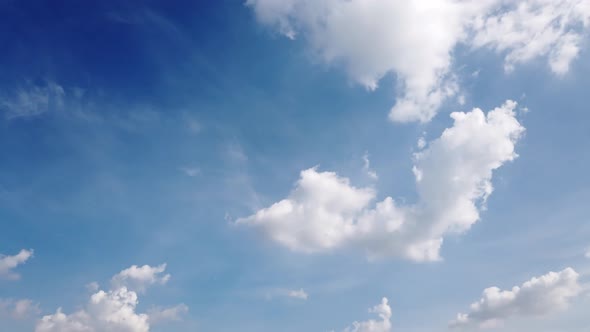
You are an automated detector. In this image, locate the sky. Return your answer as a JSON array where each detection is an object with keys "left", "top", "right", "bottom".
[{"left": 1, "top": 0, "right": 590, "bottom": 331}]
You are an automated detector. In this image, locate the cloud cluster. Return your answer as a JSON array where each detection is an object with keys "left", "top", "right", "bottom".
[
  {"left": 238, "top": 101, "right": 524, "bottom": 261},
  {"left": 36, "top": 264, "right": 186, "bottom": 332},
  {"left": 450, "top": 268, "right": 583, "bottom": 329},
  {"left": 247, "top": 0, "right": 590, "bottom": 122},
  {"left": 341, "top": 297, "right": 392, "bottom": 332},
  {"left": 0, "top": 249, "right": 34, "bottom": 280}
]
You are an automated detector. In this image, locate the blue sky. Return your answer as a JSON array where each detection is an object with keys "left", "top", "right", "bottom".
[{"left": 1, "top": 1, "right": 590, "bottom": 331}]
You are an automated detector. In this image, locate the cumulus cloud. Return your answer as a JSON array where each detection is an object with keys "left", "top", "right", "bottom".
[
  {"left": 238, "top": 101, "right": 524, "bottom": 261},
  {"left": 111, "top": 264, "right": 170, "bottom": 293},
  {"left": 340, "top": 297, "right": 392, "bottom": 332},
  {"left": 0, "top": 298, "right": 40, "bottom": 320},
  {"left": 450, "top": 268, "right": 583, "bottom": 329},
  {"left": 36, "top": 287, "right": 149, "bottom": 332},
  {"left": 0, "top": 82, "right": 65, "bottom": 119},
  {"left": 247, "top": 0, "right": 590, "bottom": 122},
  {"left": 36, "top": 264, "right": 186, "bottom": 332},
  {"left": 0, "top": 249, "right": 34, "bottom": 280}
]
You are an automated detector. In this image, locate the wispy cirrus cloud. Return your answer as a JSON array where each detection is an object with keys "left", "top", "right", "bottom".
[{"left": 0, "top": 82, "right": 64, "bottom": 119}]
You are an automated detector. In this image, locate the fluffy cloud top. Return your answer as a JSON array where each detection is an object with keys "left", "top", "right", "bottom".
[
  {"left": 111, "top": 264, "right": 170, "bottom": 293},
  {"left": 0, "top": 249, "right": 34, "bottom": 280},
  {"left": 341, "top": 297, "right": 392, "bottom": 332},
  {"left": 238, "top": 101, "right": 524, "bottom": 261},
  {"left": 36, "top": 264, "right": 186, "bottom": 332},
  {"left": 247, "top": 0, "right": 590, "bottom": 122},
  {"left": 450, "top": 268, "right": 583, "bottom": 329}
]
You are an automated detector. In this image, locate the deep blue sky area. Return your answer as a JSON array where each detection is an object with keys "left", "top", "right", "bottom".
[{"left": 1, "top": 1, "right": 590, "bottom": 332}]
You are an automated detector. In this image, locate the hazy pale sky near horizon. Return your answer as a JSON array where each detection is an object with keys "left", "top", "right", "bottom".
[{"left": 1, "top": 1, "right": 590, "bottom": 331}]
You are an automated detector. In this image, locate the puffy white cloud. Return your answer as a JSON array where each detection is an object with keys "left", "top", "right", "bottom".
[
  {"left": 247, "top": 0, "right": 469, "bottom": 122},
  {"left": 36, "top": 287, "right": 149, "bottom": 332},
  {"left": 450, "top": 268, "right": 583, "bottom": 329},
  {"left": 0, "top": 249, "right": 33, "bottom": 280},
  {"left": 341, "top": 297, "right": 392, "bottom": 332},
  {"left": 1, "top": 82, "right": 65, "bottom": 119},
  {"left": 238, "top": 167, "right": 375, "bottom": 253},
  {"left": 111, "top": 264, "right": 170, "bottom": 293},
  {"left": 36, "top": 264, "right": 186, "bottom": 332},
  {"left": 0, "top": 298, "right": 40, "bottom": 319},
  {"left": 238, "top": 101, "right": 524, "bottom": 261},
  {"left": 247, "top": 0, "right": 590, "bottom": 122},
  {"left": 36, "top": 309, "right": 93, "bottom": 332}
]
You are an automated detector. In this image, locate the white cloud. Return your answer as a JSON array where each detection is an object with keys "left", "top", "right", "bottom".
[
  {"left": 340, "top": 297, "right": 392, "bottom": 332},
  {"left": 585, "top": 248, "right": 590, "bottom": 259},
  {"left": 417, "top": 136, "right": 427, "bottom": 150},
  {"left": 471, "top": 0, "right": 590, "bottom": 75},
  {"left": 36, "top": 264, "right": 186, "bottom": 332},
  {"left": 86, "top": 282, "right": 100, "bottom": 293},
  {"left": 111, "top": 264, "right": 170, "bottom": 293},
  {"left": 247, "top": 0, "right": 469, "bottom": 122},
  {"left": 287, "top": 288, "right": 309, "bottom": 300},
  {"left": 36, "top": 287, "right": 149, "bottom": 332},
  {"left": 238, "top": 101, "right": 524, "bottom": 261},
  {"left": 0, "top": 298, "right": 40, "bottom": 320},
  {"left": 1, "top": 82, "right": 65, "bottom": 119},
  {"left": 450, "top": 268, "right": 583, "bottom": 329},
  {"left": 362, "top": 152, "right": 378, "bottom": 180},
  {"left": 0, "top": 249, "right": 34, "bottom": 280},
  {"left": 238, "top": 167, "right": 375, "bottom": 253},
  {"left": 247, "top": 0, "right": 590, "bottom": 122},
  {"left": 147, "top": 304, "right": 189, "bottom": 324}
]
